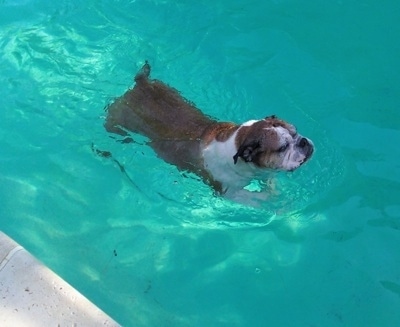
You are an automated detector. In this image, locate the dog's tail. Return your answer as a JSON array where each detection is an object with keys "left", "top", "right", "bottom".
[{"left": 134, "top": 60, "right": 151, "bottom": 83}]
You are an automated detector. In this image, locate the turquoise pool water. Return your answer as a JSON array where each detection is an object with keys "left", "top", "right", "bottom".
[{"left": 1, "top": 0, "right": 399, "bottom": 326}]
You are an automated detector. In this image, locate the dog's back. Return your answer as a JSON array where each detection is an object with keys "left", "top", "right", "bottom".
[
  {"left": 105, "top": 62, "right": 219, "bottom": 175},
  {"left": 105, "top": 62, "right": 214, "bottom": 140}
]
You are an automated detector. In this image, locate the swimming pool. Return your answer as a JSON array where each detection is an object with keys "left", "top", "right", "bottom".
[{"left": 1, "top": 0, "right": 399, "bottom": 326}]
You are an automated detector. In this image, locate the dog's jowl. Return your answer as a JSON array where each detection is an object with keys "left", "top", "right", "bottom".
[{"left": 105, "top": 61, "right": 314, "bottom": 202}]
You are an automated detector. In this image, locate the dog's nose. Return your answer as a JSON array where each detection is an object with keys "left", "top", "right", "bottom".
[{"left": 298, "top": 137, "right": 309, "bottom": 148}]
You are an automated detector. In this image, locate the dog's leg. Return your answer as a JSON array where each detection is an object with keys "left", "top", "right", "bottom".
[{"left": 224, "top": 188, "right": 270, "bottom": 207}]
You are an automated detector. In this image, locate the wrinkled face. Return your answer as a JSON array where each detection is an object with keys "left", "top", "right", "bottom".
[{"left": 233, "top": 116, "right": 314, "bottom": 171}]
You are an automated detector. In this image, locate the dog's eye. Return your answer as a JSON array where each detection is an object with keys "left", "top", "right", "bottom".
[{"left": 278, "top": 144, "right": 288, "bottom": 152}]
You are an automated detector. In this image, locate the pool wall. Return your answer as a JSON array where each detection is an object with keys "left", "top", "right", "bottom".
[{"left": 0, "top": 231, "right": 120, "bottom": 326}]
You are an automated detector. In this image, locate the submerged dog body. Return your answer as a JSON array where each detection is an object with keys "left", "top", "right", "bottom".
[{"left": 105, "top": 62, "right": 314, "bottom": 199}]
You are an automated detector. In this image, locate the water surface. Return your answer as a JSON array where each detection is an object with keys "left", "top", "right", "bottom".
[{"left": 0, "top": 1, "right": 399, "bottom": 326}]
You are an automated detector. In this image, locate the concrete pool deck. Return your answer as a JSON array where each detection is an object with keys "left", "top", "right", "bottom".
[{"left": 0, "top": 231, "right": 120, "bottom": 326}]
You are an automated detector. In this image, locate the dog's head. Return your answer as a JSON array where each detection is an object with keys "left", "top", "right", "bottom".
[{"left": 233, "top": 115, "right": 314, "bottom": 171}]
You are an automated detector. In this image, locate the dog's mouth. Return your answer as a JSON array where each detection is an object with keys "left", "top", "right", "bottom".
[
  {"left": 286, "top": 146, "right": 314, "bottom": 172},
  {"left": 297, "top": 146, "right": 314, "bottom": 169}
]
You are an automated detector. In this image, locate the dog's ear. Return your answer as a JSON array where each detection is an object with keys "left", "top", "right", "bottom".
[{"left": 233, "top": 141, "right": 260, "bottom": 164}]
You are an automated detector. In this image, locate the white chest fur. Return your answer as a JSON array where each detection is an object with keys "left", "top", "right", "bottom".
[{"left": 202, "top": 127, "right": 260, "bottom": 194}]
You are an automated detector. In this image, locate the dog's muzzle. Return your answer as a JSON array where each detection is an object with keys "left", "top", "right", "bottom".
[{"left": 298, "top": 137, "right": 314, "bottom": 164}]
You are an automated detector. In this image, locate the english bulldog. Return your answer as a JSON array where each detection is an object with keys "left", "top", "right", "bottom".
[{"left": 105, "top": 61, "right": 314, "bottom": 202}]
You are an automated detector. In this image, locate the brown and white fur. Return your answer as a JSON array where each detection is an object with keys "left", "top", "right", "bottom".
[{"left": 105, "top": 61, "right": 314, "bottom": 201}]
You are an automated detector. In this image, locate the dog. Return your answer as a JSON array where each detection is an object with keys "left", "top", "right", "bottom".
[{"left": 105, "top": 61, "right": 314, "bottom": 202}]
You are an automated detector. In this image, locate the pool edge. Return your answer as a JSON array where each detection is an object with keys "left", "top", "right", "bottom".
[{"left": 0, "top": 231, "right": 121, "bottom": 327}]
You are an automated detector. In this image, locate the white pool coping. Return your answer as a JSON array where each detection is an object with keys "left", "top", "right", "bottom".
[{"left": 0, "top": 231, "right": 120, "bottom": 326}]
